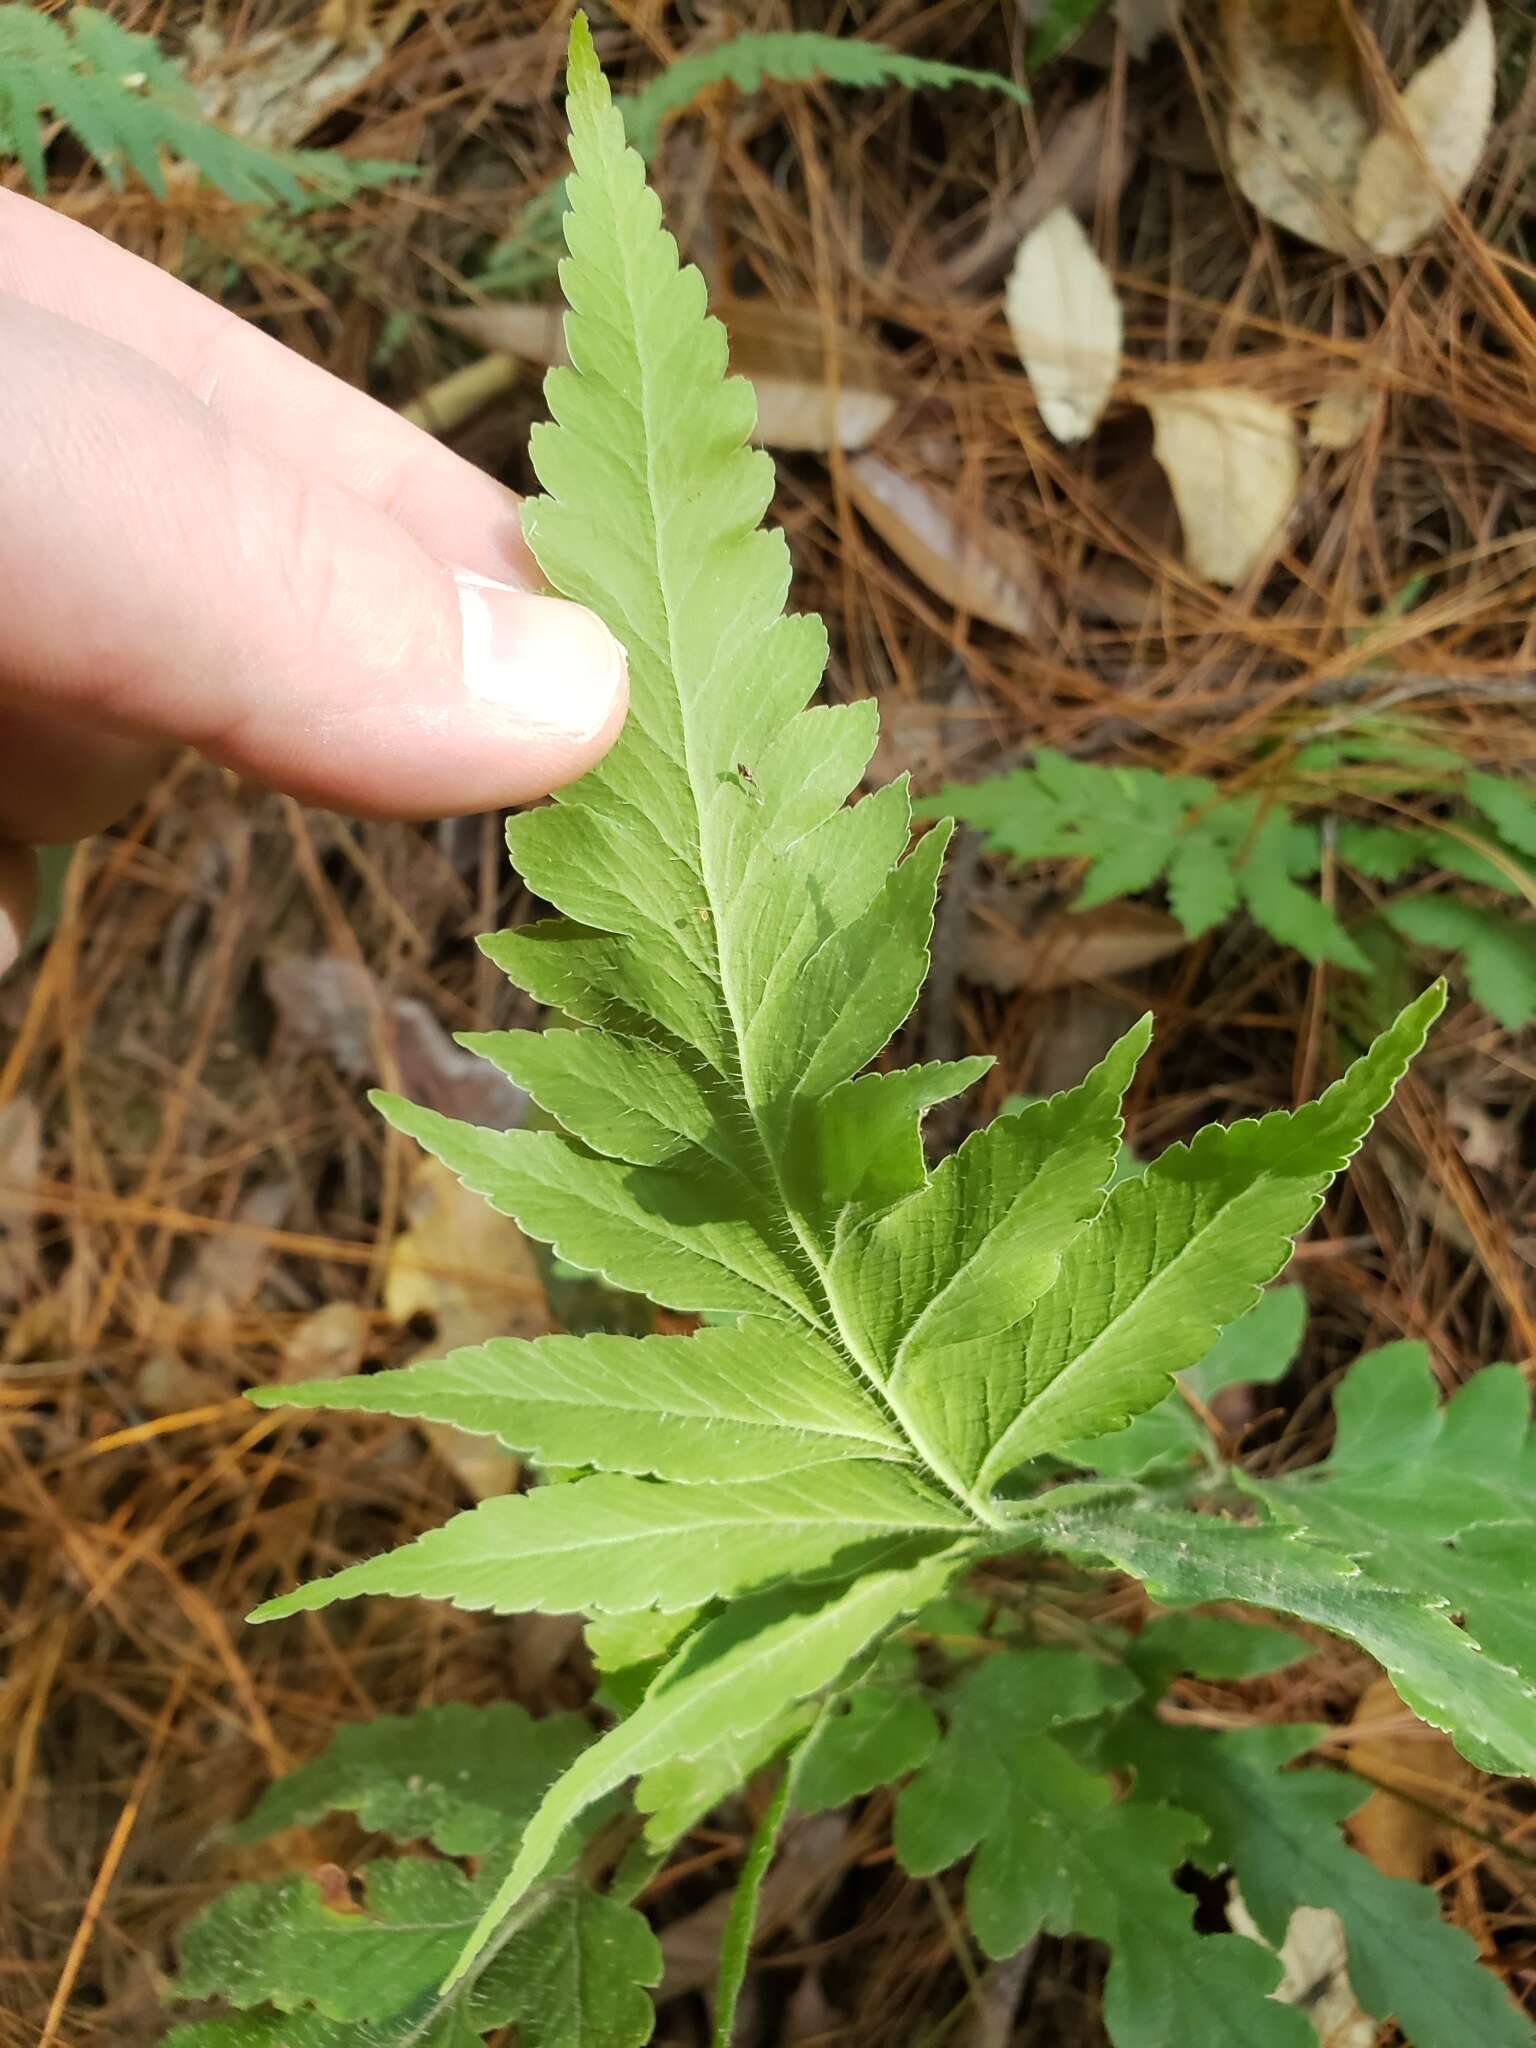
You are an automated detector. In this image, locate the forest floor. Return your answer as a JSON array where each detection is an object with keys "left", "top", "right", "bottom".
[{"left": 2, "top": 0, "right": 1535, "bottom": 2042}]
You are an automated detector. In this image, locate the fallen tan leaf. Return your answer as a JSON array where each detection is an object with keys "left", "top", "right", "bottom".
[
  {"left": 1223, "top": 0, "right": 1369, "bottom": 254},
  {"left": 1117, "top": 0, "right": 1180, "bottom": 59},
  {"left": 964, "top": 902, "right": 1187, "bottom": 994},
  {"left": 1307, "top": 376, "right": 1381, "bottom": 450},
  {"left": 1006, "top": 207, "right": 1122, "bottom": 445},
  {"left": 382, "top": 1154, "right": 552, "bottom": 1498},
  {"left": 1345, "top": 1675, "right": 1475, "bottom": 1882},
  {"left": 265, "top": 955, "right": 525, "bottom": 1129},
  {"left": 136, "top": 1351, "right": 224, "bottom": 1416},
  {"left": 1351, "top": 0, "right": 1495, "bottom": 255},
  {"left": 1145, "top": 384, "right": 1299, "bottom": 586},
  {"left": 868, "top": 688, "right": 981, "bottom": 792},
  {"left": 1229, "top": 1889, "right": 1374, "bottom": 2048},
  {"left": 167, "top": 1179, "right": 297, "bottom": 1352},
  {"left": 279, "top": 1301, "right": 371, "bottom": 1386},
  {"left": 420, "top": 1421, "right": 520, "bottom": 1503},
  {"left": 188, "top": 24, "right": 390, "bottom": 148},
  {"left": 1446, "top": 1078, "right": 1518, "bottom": 1176},
  {"left": 384, "top": 1157, "right": 550, "bottom": 1351},
  {"left": 445, "top": 300, "right": 899, "bottom": 453},
  {"left": 846, "top": 455, "right": 1044, "bottom": 635}
]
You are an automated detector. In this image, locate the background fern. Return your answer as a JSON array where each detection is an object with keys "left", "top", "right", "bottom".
[
  {"left": 919, "top": 736, "right": 1536, "bottom": 1026},
  {"left": 0, "top": 4, "right": 410, "bottom": 206}
]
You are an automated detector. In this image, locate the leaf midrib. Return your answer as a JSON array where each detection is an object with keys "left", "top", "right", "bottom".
[{"left": 609, "top": 209, "right": 997, "bottom": 1531}]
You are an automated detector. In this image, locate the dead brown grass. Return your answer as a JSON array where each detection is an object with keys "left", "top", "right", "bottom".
[{"left": 3, "top": 0, "right": 1536, "bottom": 2041}]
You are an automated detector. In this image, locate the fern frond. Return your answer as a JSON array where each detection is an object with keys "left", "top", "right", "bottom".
[
  {"left": 0, "top": 4, "right": 410, "bottom": 204},
  {"left": 247, "top": 18, "right": 1502, "bottom": 1995},
  {"left": 615, "top": 28, "right": 1028, "bottom": 159},
  {"left": 922, "top": 749, "right": 1536, "bottom": 1012}
]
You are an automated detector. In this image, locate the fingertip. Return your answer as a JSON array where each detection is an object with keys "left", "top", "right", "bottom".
[{"left": 452, "top": 573, "right": 629, "bottom": 796}]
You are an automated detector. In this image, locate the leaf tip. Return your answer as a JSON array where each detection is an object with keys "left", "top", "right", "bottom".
[{"left": 566, "top": 9, "right": 600, "bottom": 91}]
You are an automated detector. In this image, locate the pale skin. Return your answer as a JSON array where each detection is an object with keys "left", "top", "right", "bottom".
[{"left": 0, "top": 190, "right": 630, "bottom": 972}]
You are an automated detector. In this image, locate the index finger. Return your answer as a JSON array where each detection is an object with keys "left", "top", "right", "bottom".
[{"left": 0, "top": 189, "right": 534, "bottom": 585}]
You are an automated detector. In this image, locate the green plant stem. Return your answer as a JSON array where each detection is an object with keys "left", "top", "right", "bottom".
[{"left": 712, "top": 1758, "right": 796, "bottom": 2046}]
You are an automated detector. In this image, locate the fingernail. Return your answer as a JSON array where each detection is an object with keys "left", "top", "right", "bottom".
[{"left": 455, "top": 571, "right": 627, "bottom": 742}]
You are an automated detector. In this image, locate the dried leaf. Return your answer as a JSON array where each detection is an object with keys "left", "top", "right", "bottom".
[
  {"left": 445, "top": 300, "right": 899, "bottom": 453},
  {"left": 1224, "top": 0, "right": 1369, "bottom": 253},
  {"left": 382, "top": 1155, "right": 553, "bottom": 1498},
  {"left": 280, "top": 1301, "right": 370, "bottom": 1386},
  {"left": 1446, "top": 1078, "right": 1518, "bottom": 1177},
  {"left": 1351, "top": 0, "right": 1495, "bottom": 256},
  {"left": 384, "top": 1158, "right": 550, "bottom": 1352},
  {"left": 1345, "top": 1675, "right": 1475, "bottom": 1881},
  {"left": 1307, "top": 376, "right": 1380, "bottom": 450},
  {"left": 188, "top": 25, "right": 390, "bottom": 149},
  {"left": 136, "top": 1351, "right": 223, "bottom": 1416},
  {"left": 168, "top": 1180, "right": 297, "bottom": 1350},
  {"left": 1116, "top": 0, "right": 1180, "bottom": 59},
  {"left": 1145, "top": 385, "right": 1299, "bottom": 586},
  {"left": 265, "top": 955, "right": 525, "bottom": 1130},
  {"left": 1229, "top": 1890, "right": 1374, "bottom": 2048},
  {"left": 846, "top": 454, "right": 1044, "bottom": 635},
  {"left": 964, "top": 902, "right": 1187, "bottom": 993},
  {"left": 1006, "top": 207, "right": 1123, "bottom": 445}
]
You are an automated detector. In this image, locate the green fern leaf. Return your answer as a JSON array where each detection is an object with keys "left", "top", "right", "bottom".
[
  {"left": 1028, "top": 1494, "right": 1536, "bottom": 1774},
  {"left": 256, "top": 1321, "right": 908, "bottom": 1482},
  {"left": 0, "top": 4, "right": 409, "bottom": 203},
  {"left": 893, "top": 1651, "right": 1310, "bottom": 2047},
  {"left": 1385, "top": 897, "right": 1536, "bottom": 1030},
  {"left": 1335, "top": 821, "right": 1435, "bottom": 881},
  {"left": 226, "top": 1701, "right": 590, "bottom": 1855},
  {"left": 1465, "top": 770, "right": 1536, "bottom": 859},
  {"left": 1234, "top": 814, "right": 1369, "bottom": 970},
  {"left": 1165, "top": 815, "right": 1242, "bottom": 936},
  {"left": 1124, "top": 1612, "right": 1309, "bottom": 1689},
  {"left": 976, "top": 987, "right": 1438, "bottom": 1481},
  {"left": 1116, "top": 1715, "right": 1535, "bottom": 2048},
  {"left": 917, "top": 752, "right": 1213, "bottom": 912},
  {"left": 796, "top": 1641, "right": 940, "bottom": 1810},
  {"left": 251, "top": 1463, "right": 971, "bottom": 1623},
  {"left": 253, "top": 19, "right": 1441, "bottom": 1991},
  {"left": 616, "top": 28, "right": 1027, "bottom": 159},
  {"left": 1253, "top": 1344, "right": 1536, "bottom": 1682},
  {"left": 169, "top": 1871, "right": 658, "bottom": 2048},
  {"left": 174, "top": 1860, "right": 497, "bottom": 2025}
]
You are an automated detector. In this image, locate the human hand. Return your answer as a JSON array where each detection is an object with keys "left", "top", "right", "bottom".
[{"left": 0, "top": 190, "right": 629, "bottom": 973}]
